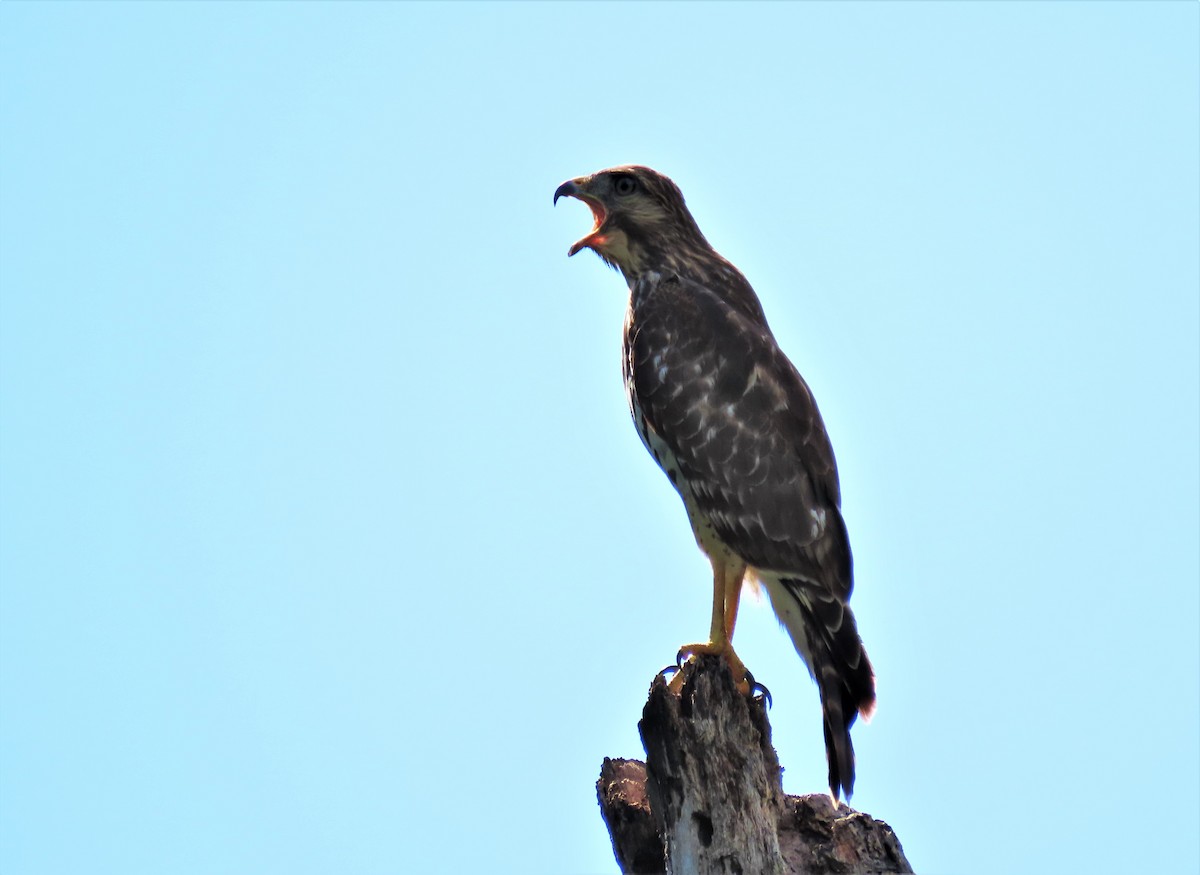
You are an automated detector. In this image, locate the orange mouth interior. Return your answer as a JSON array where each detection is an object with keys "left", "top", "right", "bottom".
[{"left": 568, "top": 194, "right": 608, "bottom": 257}]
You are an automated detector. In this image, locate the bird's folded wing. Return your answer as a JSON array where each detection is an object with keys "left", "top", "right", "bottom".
[{"left": 627, "top": 275, "right": 852, "bottom": 596}]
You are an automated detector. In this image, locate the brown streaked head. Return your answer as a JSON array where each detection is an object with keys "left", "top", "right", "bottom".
[{"left": 553, "top": 165, "right": 709, "bottom": 276}]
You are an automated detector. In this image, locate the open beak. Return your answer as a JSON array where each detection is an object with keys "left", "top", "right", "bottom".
[{"left": 554, "top": 177, "right": 608, "bottom": 257}]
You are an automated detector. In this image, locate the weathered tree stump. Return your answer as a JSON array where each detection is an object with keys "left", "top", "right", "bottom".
[{"left": 597, "top": 655, "right": 911, "bottom": 875}]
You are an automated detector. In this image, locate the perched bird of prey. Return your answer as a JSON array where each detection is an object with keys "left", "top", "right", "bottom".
[{"left": 554, "top": 166, "right": 875, "bottom": 801}]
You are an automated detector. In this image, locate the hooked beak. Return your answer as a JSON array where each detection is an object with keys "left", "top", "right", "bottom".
[
  {"left": 554, "top": 176, "right": 607, "bottom": 257},
  {"left": 553, "top": 179, "right": 580, "bottom": 205}
]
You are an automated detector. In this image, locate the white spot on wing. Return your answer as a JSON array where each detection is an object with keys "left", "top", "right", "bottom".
[{"left": 810, "top": 507, "right": 827, "bottom": 539}]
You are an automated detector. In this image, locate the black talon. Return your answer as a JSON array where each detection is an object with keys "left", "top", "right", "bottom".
[
  {"left": 744, "top": 669, "right": 773, "bottom": 709},
  {"left": 658, "top": 664, "right": 680, "bottom": 680},
  {"left": 675, "top": 648, "right": 689, "bottom": 669}
]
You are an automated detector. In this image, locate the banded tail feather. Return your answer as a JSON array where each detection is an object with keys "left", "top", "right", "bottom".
[{"left": 761, "top": 574, "right": 876, "bottom": 800}]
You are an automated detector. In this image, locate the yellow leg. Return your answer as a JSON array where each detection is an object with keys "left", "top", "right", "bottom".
[
  {"left": 723, "top": 562, "right": 744, "bottom": 641},
  {"left": 672, "top": 557, "right": 750, "bottom": 692},
  {"left": 709, "top": 561, "right": 728, "bottom": 648}
]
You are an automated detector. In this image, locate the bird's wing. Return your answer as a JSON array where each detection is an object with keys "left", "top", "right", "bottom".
[{"left": 626, "top": 273, "right": 852, "bottom": 599}]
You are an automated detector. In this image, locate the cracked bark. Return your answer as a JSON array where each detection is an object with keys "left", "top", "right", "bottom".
[{"left": 597, "top": 655, "right": 912, "bottom": 875}]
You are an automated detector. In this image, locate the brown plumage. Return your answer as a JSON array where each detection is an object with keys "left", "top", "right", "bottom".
[{"left": 555, "top": 165, "right": 875, "bottom": 800}]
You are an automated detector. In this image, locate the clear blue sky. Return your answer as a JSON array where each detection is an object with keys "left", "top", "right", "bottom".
[{"left": 1, "top": 3, "right": 1196, "bottom": 874}]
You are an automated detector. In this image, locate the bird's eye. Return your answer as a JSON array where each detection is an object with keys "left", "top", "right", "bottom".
[{"left": 614, "top": 176, "right": 638, "bottom": 196}]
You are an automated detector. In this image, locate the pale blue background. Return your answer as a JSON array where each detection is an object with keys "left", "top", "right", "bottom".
[{"left": 2, "top": 3, "right": 1197, "bottom": 873}]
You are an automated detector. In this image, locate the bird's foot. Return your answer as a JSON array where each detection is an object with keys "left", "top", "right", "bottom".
[{"left": 670, "top": 641, "right": 753, "bottom": 695}]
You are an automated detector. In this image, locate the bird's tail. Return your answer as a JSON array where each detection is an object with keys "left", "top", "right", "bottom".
[{"left": 760, "top": 575, "right": 876, "bottom": 801}]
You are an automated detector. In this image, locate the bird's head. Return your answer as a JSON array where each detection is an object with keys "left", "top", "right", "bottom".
[{"left": 554, "top": 165, "right": 710, "bottom": 280}]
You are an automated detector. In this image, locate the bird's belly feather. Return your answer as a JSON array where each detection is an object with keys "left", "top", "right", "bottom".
[{"left": 628, "top": 389, "right": 736, "bottom": 564}]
